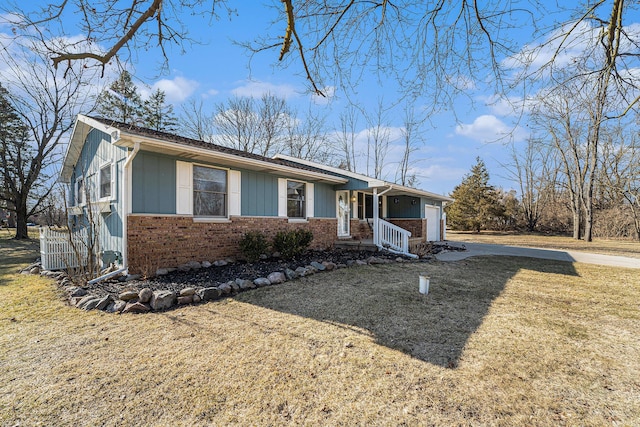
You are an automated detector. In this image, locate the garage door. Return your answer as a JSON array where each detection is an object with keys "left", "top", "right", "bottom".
[{"left": 424, "top": 205, "right": 440, "bottom": 241}]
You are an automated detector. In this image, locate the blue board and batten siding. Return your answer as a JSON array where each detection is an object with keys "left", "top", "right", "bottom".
[
  {"left": 131, "top": 151, "right": 176, "bottom": 214},
  {"left": 130, "top": 152, "right": 338, "bottom": 218},
  {"left": 71, "top": 128, "right": 127, "bottom": 256}
]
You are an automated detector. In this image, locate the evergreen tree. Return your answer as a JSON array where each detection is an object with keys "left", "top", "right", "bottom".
[
  {"left": 96, "top": 70, "right": 143, "bottom": 124},
  {"left": 446, "top": 157, "right": 502, "bottom": 233},
  {"left": 142, "top": 88, "right": 178, "bottom": 132}
]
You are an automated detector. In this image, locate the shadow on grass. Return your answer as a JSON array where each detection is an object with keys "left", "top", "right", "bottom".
[
  {"left": 237, "top": 256, "right": 579, "bottom": 367},
  {"left": 0, "top": 236, "right": 40, "bottom": 279}
]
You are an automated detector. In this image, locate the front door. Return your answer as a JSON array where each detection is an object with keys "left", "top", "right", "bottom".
[{"left": 337, "top": 191, "right": 350, "bottom": 237}]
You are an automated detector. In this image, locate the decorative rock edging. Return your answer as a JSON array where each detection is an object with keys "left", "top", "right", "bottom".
[{"left": 20, "top": 253, "right": 433, "bottom": 315}]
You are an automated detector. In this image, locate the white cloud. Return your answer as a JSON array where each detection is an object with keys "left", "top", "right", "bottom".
[
  {"left": 232, "top": 80, "right": 299, "bottom": 99},
  {"left": 481, "top": 94, "right": 532, "bottom": 117},
  {"left": 311, "top": 86, "right": 336, "bottom": 105},
  {"left": 150, "top": 76, "right": 199, "bottom": 103},
  {"left": 455, "top": 115, "right": 528, "bottom": 143}
]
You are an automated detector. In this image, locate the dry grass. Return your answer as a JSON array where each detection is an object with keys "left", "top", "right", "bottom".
[
  {"left": 448, "top": 230, "right": 640, "bottom": 259},
  {"left": 1, "top": 235, "right": 639, "bottom": 425}
]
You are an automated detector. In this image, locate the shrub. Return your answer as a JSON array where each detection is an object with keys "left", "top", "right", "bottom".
[
  {"left": 272, "top": 229, "right": 314, "bottom": 259},
  {"left": 239, "top": 231, "right": 270, "bottom": 262}
]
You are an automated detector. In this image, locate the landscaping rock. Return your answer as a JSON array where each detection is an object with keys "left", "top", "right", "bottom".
[
  {"left": 150, "top": 290, "right": 176, "bottom": 310},
  {"left": 179, "top": 287, "right": 196, "bottom": 297},
  {"left": 156, "top": 268, "right": 169, "bottom": 276},
  {"left": 199, "top": 287, "right": 221, "bottom": 301},
  {"left": 68, "top": 287, "right": 88, "bottom": 298},
  {"left": 77, "top": 295, "right": 98, "bottom": 308},
  {"left": 229, "top": 281, "right": 241, "bottom": 293},
  {"left": 201, "top": 261, "right": 212, "bottom": 268},
  {"left": 213, "top": 260, "right": 228, "bottom": 267},
  {"left": 310, "top": 261, "right": 326, "bottom": 271},
  {"left": 295, "top": 266, "right": 309, "bottom": 277},
  {"left": 253, "top": 277, "right": 271, "bottom": 287},
  {"left": 235, "top": 278, "right": 254, "bottom": 290},
  {"left": 322, "top": 261, "right": 336, "bottom": 271},
  {"left": 178, "top": 264, "right": 191, "bottom": 272},
  {"left": 218, "top": 282, "right": 232, "bottom": 295},
  {"left": 138, "top": 288, "right": 153, "bottom": 303},
  {"left": 193, "top": 294, "right": 201, "bottom": 303},
  {"left": 78, "top": 296, "right": 101, "bottom": 310},
  {"left": 187, "top": 261, "right": 202, "bottom": 270},
  {"left": 95, "top": 295, "right": 113, "bottom": 311},
  {"left": 30, "top": 266, "right": 41, "bottom": 275},
  {"left": 177, "top": 295, "right": 193, "bottom": 305},
  {"left": 356, "top": 260, "right": 368, "bottom": 266},
  {"left": 284, "top": 268, "right": 299, "bottom": 280},
  {"left": 119, "top": 290, "right": 138, "bottom": 301},
  {"left": 109, "top": 300, "right": 127, "bottom": 313},
  {"left": 267, "top": 272, "right": 286, "bottom": 284},
  {"left": 122, "top": 302, "right": 151, "bottom": 314}
]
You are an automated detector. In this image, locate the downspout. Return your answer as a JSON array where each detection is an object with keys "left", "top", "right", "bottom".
[{"left": 87, "top": 142, "right": 140, "bottom": 285}]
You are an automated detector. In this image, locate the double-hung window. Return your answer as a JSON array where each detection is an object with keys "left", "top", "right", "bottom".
[
  {"left": 75, "top": 176, "right": 84, "bottom": 205},
  {"left": 99, "top": 163, "right": 113, "bottom": 200},
  {"left": 287, "top": 180, "right": 306, "bottom": 218},
  {"left": 193, "top": 165, "right": 227, "bottom": 217}
]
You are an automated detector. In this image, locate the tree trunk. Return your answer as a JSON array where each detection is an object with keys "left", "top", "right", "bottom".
[
  {"left": 584, "top": 207, "right": 593, "bottom": 242},
  {"left": 572, "top": 209, "right": 581, "bottom": 240},
  {"left": 14, "top": 200, "right": 29, "bottom": 239}
]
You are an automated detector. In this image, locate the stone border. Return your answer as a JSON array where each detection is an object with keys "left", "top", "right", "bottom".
[{"left": 24, "top": 254, "right": 417, "bottom": 314}]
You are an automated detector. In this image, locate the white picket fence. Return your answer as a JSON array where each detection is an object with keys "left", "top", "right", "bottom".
[{"left": 39, "top": 227, "right": 89, "bottom": 271}]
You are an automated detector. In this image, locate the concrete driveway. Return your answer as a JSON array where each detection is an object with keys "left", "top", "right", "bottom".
[{"left": 435, "top": 242, "right": 640, "bottom": 269}]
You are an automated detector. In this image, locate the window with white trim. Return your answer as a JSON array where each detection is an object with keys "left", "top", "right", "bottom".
[
  {"left": 75, "top": 176, "right": 84, "bottom": 205},
  {"left": 193, "top": 165, "right": 227, "bottom": 217},
  {"left": 99, "top": 163, "right": 113, "bottom": 199},
  {"left": 287, "top": 180, "right": 306, "bottom": 218}
]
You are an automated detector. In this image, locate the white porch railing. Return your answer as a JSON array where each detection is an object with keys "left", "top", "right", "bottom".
[
  {"left": 374, "top": 218, "right": 417, "bottom": 258},
  {"left": 40, "top": 227, "right": 89, "bottom": 271}
]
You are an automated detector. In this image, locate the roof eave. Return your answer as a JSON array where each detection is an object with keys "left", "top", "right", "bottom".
[
  {"left": 59, "top": 115, "right": 119, "bottom": 183},
  {"left": 114, "top": 132, "right": 348, "bottom": 185}
]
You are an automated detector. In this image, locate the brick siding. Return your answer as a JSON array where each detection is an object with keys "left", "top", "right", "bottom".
[
  {"left": 127, "top": 215, "right": 337, "bottom": 275},
  {"left": 387, "top": 219, "right": 426, "bottom": 239}
]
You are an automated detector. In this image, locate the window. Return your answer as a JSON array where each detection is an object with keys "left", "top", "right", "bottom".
[
  {"left": 99, "top": 163, "right": 113, "bottom": 199},
  {"left": 193, "top": 165, "right": 227, "bottom": 217},
  {"left": 75, "top": 176, "right": 84, "bottom": 205},
  {"left": 287, "top": 180, "right": 306, "bottom": 218}
]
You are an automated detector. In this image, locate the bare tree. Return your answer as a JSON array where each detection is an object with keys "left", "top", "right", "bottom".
[
  {"left": 0, "top": 40, "right": 96, "bottom": 239},
  {"left": 212, "top": 94, "right": 291, "bottom": 157},
  {"left": 365, "top": 101, "right": 390, "bottom": 179},
  {"left": 283, "top": 108, "right": 332, "bottom": 163},
  {"left": 334, "top": 105, "right": 359, "bottom": 172},
  {"left": 396, "top": 105, "right": 423, "bottom": 187},
  {"left": 601, "top": 128, "right": 640, "bottom": 240},
  {"left": 214, "top": 96, "right": 261, "bottom": 153},
  {"left": 179, "top": 98, "right": 216, "bottom": 142},
  {"left": 504, "top": 138, "right": 556, "bottom": 232}
]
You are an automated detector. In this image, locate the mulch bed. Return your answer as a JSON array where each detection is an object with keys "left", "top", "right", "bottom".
[{"left": 78, "top": 243, "right": 466, "bottom": 299}]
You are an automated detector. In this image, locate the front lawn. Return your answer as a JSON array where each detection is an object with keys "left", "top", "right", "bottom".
[{"left": 1, "top": 235, "right": 639, "bottom": 425}]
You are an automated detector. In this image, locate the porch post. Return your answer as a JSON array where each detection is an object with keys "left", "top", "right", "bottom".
[{"left": 373, "top": 188, "right": 378, "bottom": 246}]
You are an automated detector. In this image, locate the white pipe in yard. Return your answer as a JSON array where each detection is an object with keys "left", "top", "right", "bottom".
[{"left": 419, "top": 274, "right": 430, "bottom": 294}]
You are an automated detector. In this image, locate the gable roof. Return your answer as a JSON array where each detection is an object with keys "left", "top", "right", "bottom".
[{"left": 60, "top": 115, "right": 347, "bottom": 185}]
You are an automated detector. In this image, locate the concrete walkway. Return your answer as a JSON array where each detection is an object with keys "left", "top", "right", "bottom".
[{"left": 435, "top": 242, "right": 640, "bottom": 269}]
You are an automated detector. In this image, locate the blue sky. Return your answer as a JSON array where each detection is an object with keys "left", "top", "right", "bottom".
[{"left": 2, "top": 2, "right": 639, "bottom": 196}]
